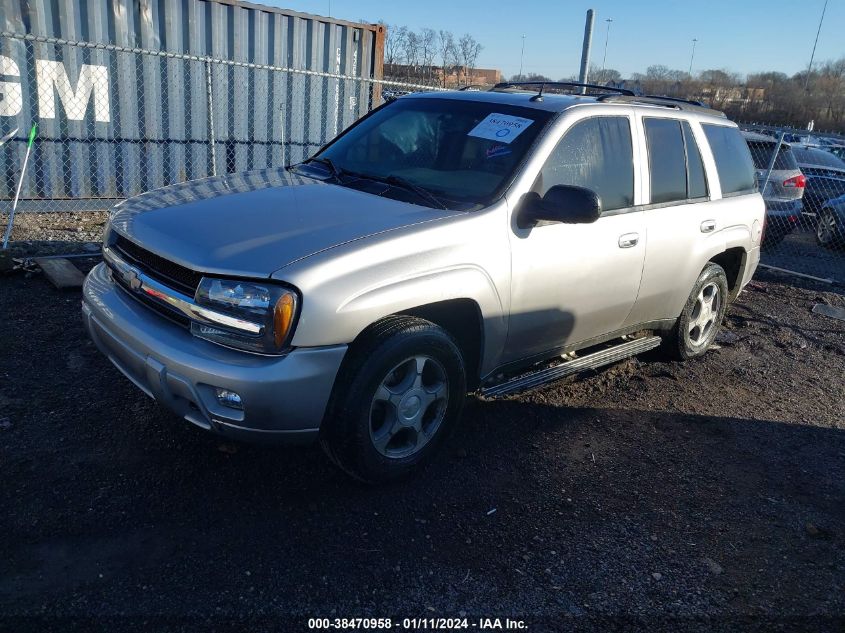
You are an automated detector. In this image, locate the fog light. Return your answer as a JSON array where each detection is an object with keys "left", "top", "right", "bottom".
[{"left": 215, "top": 388, "right": 243, "bottom": 410}]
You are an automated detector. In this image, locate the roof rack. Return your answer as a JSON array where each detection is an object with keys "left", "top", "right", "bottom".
[
  {"left": 491, "top": 81, "right": 635, "bottom": 102},
  {"left": 596, "top": 94, "right": 725, "bottom": 117}
]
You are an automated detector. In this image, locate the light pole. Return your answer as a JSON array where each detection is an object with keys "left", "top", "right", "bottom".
[
  {"left": 601, "top": 18, "right": 613, "bottom": 74},
  {"left": 688, "top": 38, "right": 698, "bottom": 76},
  {"left": 803, "top": 0, "right": 828, "bottom": 92},
  {"left": 518, "top": 35, "right": 526, "bottom": 81}
]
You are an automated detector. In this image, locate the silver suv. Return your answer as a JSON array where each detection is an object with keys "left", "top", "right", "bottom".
[
  {"left": 742, "top": 131, "right": 805, "bottom": 247},
  {"left": 82, "top": 83, "right": 764, "bottom": 482}
]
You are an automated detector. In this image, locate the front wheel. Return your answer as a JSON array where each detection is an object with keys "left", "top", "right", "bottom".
[
  {"left": 662, "top": 262, "right": 729, "bottom": 361},
  {"left": 320, "top": 316, "right": 466, "bottom": 483}
]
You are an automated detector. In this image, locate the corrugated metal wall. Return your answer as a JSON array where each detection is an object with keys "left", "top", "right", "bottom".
[{"left": 0, "top": 0, "right": 384, "bottom": 203}]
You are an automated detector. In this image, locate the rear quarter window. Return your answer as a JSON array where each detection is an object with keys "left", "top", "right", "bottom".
[{"left": 703, "top": 124, "right": 757, "bottom": 196}]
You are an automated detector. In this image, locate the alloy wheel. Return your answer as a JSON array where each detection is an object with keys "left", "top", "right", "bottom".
[
  {"left": 817, "top": 210, "right": 836, "bottom": 245},
  {"left": 369, "top": 355, "right": 449, "bottom": 459},
  {"left": 688, "top": 282, "right": 721, "bottom": 347}
]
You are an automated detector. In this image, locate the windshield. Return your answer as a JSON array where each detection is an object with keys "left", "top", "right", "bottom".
[
  {"left": 297, "top": 97, "right": 554, "bottom": 210},
  {"left": 793, "top": 147, "right": 845, "bottom": 170}
]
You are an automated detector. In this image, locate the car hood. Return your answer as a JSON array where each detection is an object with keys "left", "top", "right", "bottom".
[{"left": 109, "top": 167, "right": 460, "bottom": 278}]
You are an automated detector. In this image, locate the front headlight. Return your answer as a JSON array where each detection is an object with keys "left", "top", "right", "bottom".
[{"left": 191, "top": 277, "right": 299, "bottom": 354}]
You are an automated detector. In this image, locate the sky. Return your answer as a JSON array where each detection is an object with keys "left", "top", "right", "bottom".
[{"left": 263, "top": 0, "right": 843, "bottom": 80}]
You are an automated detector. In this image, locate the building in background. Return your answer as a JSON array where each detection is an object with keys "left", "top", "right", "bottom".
[{"left": 384, "top": 63, "right": 502, "bottom": 88}]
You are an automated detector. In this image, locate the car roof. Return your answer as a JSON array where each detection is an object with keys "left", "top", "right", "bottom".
[
  {"left": 404, "top": 89, "right": 597, "bottom": 112},
  {"left": 402, "top": 89, "right": 730, "bottom": 123}
]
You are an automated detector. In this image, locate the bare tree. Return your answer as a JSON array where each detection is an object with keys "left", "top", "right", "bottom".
[
  {"left": 402, "top": 30, "right": 420, "bottom": 81},
  {"left": 383, "top": 23, "right": 407, "bottom": 71},
  {"left": 588, "top": 64, "right": 621, "bottom": 85},
  {"left": 510, "top": 72, "right": 551, "bottom": 82},
  {"left": 419, "top": 28, "right": 437, "bottom": 84},
  {"left": 438, "top": 30, "right": 458, "bottom": 88},
  {"left": 458, "top": 33, "right": 483, "bottom": 87}
]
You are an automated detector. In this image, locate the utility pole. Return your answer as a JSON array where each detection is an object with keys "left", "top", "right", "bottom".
[
  {"left": 803, "top": 0, "right": 828, "bottom": 92},
  {"left": 688, "top": 38, "right": 698, "bottom": 76},
  {"left": 518, "top": 35, "right": 526, "bottom": 81},
  {"left": 601, "top": 18, "right": 613, "bottom": 74},
  {"left": 578, "top": 9, "right": 595, "bottom": 92}
]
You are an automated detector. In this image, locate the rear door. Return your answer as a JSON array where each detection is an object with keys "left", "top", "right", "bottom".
[{"left": 624, "top": 115, "right": 723, "bottom": 326}]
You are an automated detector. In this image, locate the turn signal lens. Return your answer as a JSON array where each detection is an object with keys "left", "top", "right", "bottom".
[{"left": 274, "top": 292, "right": 296, "bottom": 348}]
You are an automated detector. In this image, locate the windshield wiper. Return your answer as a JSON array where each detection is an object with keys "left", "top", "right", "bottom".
[
  {"left": 292, "top": 161, "right": 448, "bottom": 210},
  {"left": 341, "top": 170, "right": 447, "bottom": 210},
  {"left": 382, "top": 175, "right": 448, "bottom": 210}
]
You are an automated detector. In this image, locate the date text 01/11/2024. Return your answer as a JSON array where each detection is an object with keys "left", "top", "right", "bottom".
[{"left": 306, "top": 617, "right": 528, "bottom": 629}]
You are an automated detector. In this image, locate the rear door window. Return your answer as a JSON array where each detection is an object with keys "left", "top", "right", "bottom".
[
  {"left": 702, "top": 124, "right": 757, "bottom": 195},
  {"left": 644, "top": 118, "right": 687, "bottom": 204},
  {"left": 535, "top": 116, "right": 634, "bottom": 211}
]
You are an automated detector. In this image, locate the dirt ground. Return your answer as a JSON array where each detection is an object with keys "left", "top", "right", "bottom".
[{"left": 0, "top": 249, "right": 843, "bottom": 632}]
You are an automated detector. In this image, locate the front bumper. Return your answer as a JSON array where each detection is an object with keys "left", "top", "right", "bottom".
[{"left": 82, "top": 263, "right": 347, "bottom": 442}]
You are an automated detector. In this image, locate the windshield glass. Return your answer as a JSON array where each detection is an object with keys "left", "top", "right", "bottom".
[
  {"left": 299, "top": 97, "right": 554, "bottom": 210},
  {"left": 793, "top": 147, "right": 845, "bottom": 170}
]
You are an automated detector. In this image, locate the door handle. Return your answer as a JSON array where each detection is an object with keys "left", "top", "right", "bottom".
[
  {"left": 618, "top": 233, "right": 639, "bottom": 248},
  {"left": 700, "top": 219, "right": 716, "bottom": 233}
]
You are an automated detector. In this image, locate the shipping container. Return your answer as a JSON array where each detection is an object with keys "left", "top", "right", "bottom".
[{"left": 0, "top": 0, "right": 385, "bottom": 205}]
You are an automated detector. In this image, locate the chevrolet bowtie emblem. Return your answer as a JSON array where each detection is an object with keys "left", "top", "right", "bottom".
[{"left": 123, "top": 267, "right": 142, "bottom": 291}]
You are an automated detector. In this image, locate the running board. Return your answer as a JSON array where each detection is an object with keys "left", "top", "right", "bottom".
[{"left": 481, "top": 335, "right": 662, "bottom": 398}]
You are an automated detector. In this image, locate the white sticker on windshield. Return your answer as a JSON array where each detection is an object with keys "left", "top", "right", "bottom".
[{"left": 468, "top": 113, "right": 534, "bottom": 144}]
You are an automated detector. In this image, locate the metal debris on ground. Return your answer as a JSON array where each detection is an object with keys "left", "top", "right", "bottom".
[
  {"left": 33, "top": 258, "right": 85, "bottom": 288},
  {"left": 812, "top": 303, "right": 845, "bottom": 322}
]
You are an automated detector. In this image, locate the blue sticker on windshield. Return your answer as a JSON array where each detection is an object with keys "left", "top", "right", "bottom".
[{"left": 468, "top": 113, "right": 534, "bottom": 144}]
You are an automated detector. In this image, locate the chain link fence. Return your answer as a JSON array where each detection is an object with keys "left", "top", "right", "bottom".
[
  {"left": 741, "top": 127, "right": 845, "bottom": 284},
  {"left": 2, "top": 29, "right": 843, "bottom": 284},
  {"left": 0, "top": 31, "right": 442, "bottom": 221}
]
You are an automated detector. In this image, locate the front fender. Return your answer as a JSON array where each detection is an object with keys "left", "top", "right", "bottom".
[{"left": 276, "top": 207, "right": 511, "bottom": 375}]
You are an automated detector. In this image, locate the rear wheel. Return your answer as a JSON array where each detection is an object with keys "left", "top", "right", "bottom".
[
  {"left": 662, "top": 262, "right": 729, "bottom": 361},
  {"left": 320, "top": 316, "right": 466, "bottom": 483}
]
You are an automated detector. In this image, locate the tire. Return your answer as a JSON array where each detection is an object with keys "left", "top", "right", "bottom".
[
  {"left": 662, "top": 262, "right": 729, "bottom": 361},
  {"left": 816, "top": 208, "right": 841, "bottom": 249},
  {"left": 320, "top": 316, "right": 466, "bottom": 483}
]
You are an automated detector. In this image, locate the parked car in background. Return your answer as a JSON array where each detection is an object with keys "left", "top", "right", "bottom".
[
  {"left": 790, "top": 145, "right": 845, "bottom": 218},
  {"left": 827, "top": 145, "right": 845, "bottom": 162},
  {"left": 742, "top": 131, "right": 805, "bottom": 247},
  {"left": 816, "top": 193, "right": 845, "bottom": 249}
]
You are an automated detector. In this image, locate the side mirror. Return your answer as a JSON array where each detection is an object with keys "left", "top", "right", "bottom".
[{"left": 519, "top": 185, "right": 602, "bottom": 228}]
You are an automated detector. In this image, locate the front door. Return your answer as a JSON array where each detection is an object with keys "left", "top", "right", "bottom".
[{"left": 503, "top": 114, "right": 646, "bottom": 364}]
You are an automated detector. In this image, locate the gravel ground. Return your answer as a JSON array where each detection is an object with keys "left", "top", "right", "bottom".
[
  {"left": 0, "top": 211, "right": 109, "bottom": 246},
  {"left": 762, "top": 227, "right": 845, "bottom": 285},
  {"left": 1, "top": 251, "right": 844, "bottom": 632}
]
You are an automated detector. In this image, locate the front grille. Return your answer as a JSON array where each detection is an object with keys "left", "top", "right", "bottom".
[
  {"left": 112, "top": 271, "right": 192, "bottom": 328},
  {"left": 112, "top": 235, "right": 203, "bottom": 296}
]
